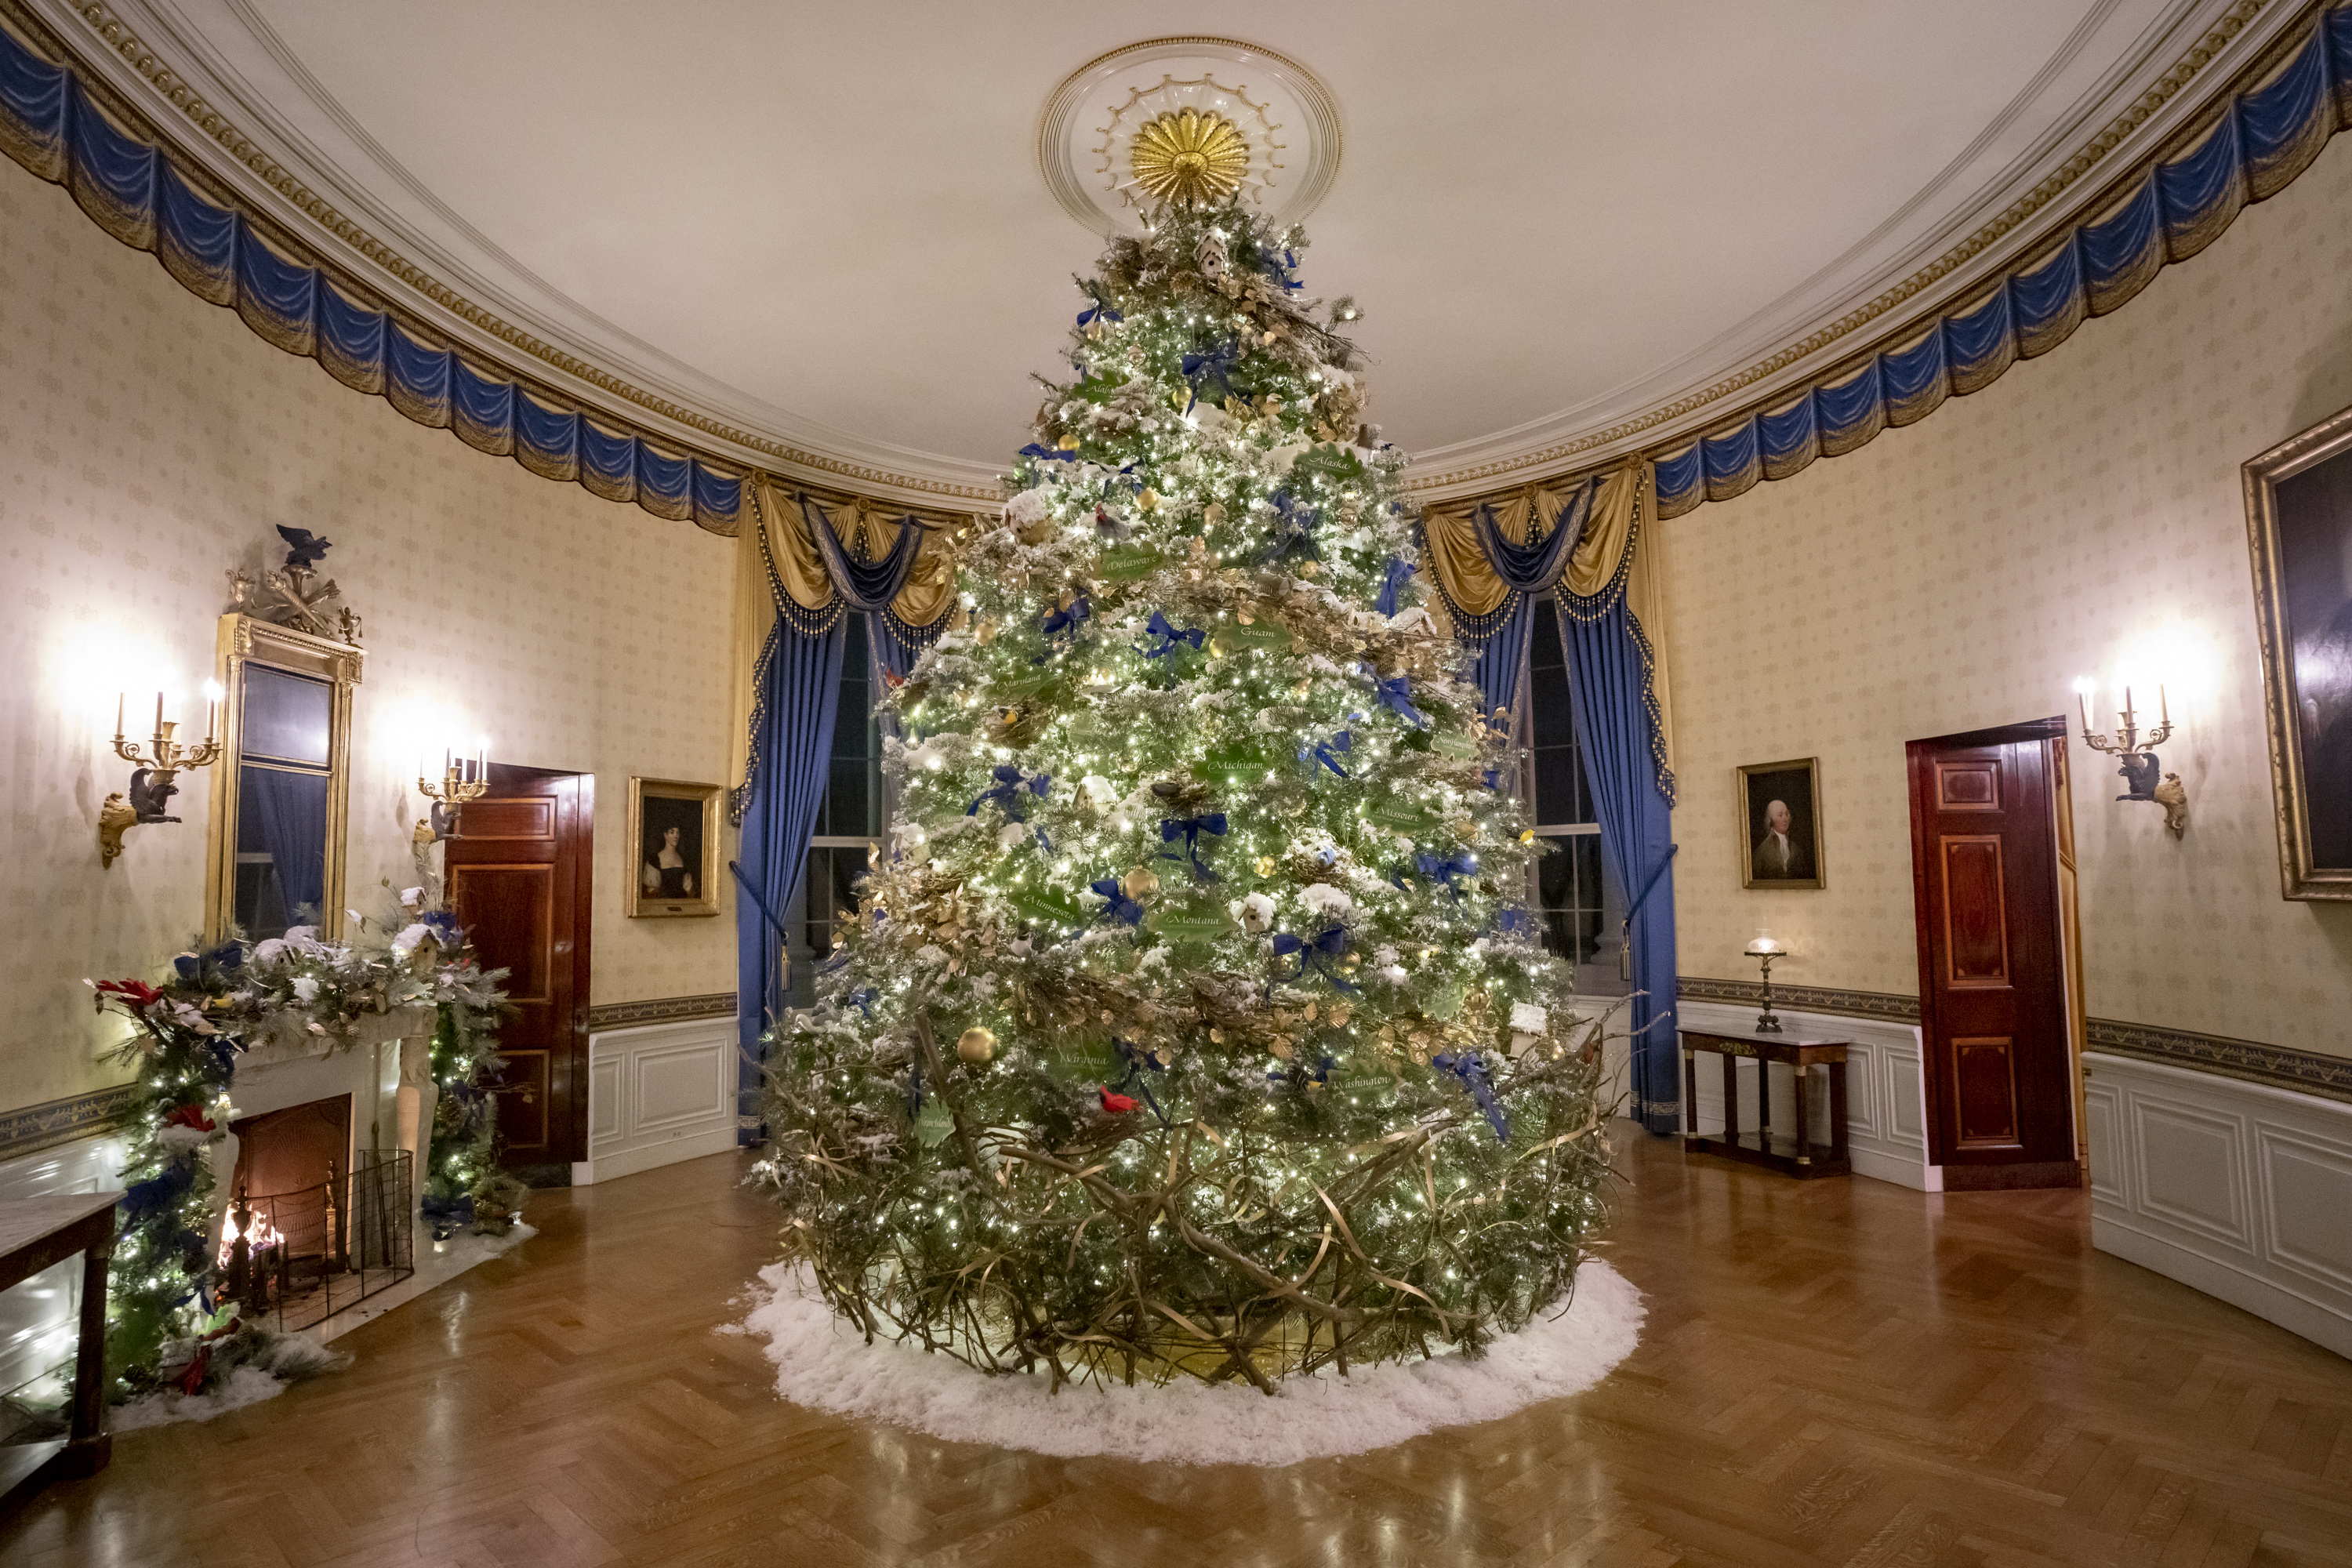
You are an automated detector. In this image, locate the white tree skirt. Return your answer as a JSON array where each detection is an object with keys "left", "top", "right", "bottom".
[{"left": 736, "top": 1257, "right": 1643, "bottom": 1465}]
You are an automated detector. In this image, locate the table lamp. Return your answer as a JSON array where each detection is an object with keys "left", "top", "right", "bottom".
[{"left": 1744, "top": 929, "right": 1787, "bottom": 1033}]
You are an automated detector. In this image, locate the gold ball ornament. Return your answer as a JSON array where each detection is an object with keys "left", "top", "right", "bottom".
[
  {"left": 1121, "top": 866, "right": 1160, "bottom": 902},
  {"left": 1138, "top": 488, "right": 1161, "bottom": 513},
  {"left": 956, "top": 1027, "right": 996, "bottom": 1063}
]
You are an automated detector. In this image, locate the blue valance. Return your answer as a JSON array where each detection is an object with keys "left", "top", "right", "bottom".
[
  {"left": 798, "top": 494, "right": 926, "bottom": 612},
  {"left": 1654, "top": 3, "right": 2352, "bottom": 517},
  {"left": 1471, "top": 477, "right": 1595, "bottom": 593},
  {"left": 0, "top": 17, "right": 744, "bottom": 534}
]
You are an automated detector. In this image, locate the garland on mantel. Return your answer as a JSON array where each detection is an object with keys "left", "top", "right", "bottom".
[{"left": 88, "top": 891, "right": 516, "bottom": 1397}]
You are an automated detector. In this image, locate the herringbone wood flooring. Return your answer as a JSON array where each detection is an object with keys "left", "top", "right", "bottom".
[{"left": 5, "top": 1127, "right": 2347, "bottom": 1566}]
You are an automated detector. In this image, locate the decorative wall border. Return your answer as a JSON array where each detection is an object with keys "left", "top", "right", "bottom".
[
  {"left": 1675, "top": 975, "right": 1923, "bottom": 1024},
  {"left": 586, "top": 993, "right": 739, "bottom": 1031},
  {"left": 0, "top": 1081, "right": 137, "bottom": 1163},
  {"left": 1675, "top": 976, "right": 2352, "bottom": 1105},
  {"left": 2085, "top": 1018, "right": 2352, "bottom": 1105}
]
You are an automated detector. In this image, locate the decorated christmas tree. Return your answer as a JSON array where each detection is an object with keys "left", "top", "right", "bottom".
[{"left": 758, "top": 196, "right": 1610, "bottom": 1391}]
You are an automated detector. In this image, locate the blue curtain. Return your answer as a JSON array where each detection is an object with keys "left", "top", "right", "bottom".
[
  {"left": 1554, "top": 603, "right": 1680, "bottom": 1134},
  {"left": 1458, "top": 481, "right": 1680, "bottom": 1135},
  {"left": 734, "top": 620, "right": 847, "bottom": 1139}
]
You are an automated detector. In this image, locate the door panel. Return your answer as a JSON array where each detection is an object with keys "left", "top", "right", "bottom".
[
  {"left": 1907, "top": 720, "right": 2078, "bottom": 1187},
  {"left": 1951, "top": 1037, "right": 2020, "bottom": 1148},
  {"left": 1940, "top": 837, "right": 2010, "bottom": 985},
  {"left": 445, "top": 766, "right": 591, "bottom": 1174}
]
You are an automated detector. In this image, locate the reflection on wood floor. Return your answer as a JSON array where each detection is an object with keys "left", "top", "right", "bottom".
[{"left": 7, "top": 1124, "right": 2350, "bottom": 1566}]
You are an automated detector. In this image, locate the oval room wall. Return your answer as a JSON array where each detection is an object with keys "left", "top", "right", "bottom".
[
  {"left": 0, "top": 162, "right": 740, "bottom": 1130},
  {"left": 1658, "top": 128, "right": 2352, "bottom": 1073}
]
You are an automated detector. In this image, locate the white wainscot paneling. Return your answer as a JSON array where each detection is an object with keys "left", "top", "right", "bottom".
[
  {"left": 1675, "top": 1001, "right": 1934, "bottom": 1191},
  {"left": 2087, "top": 1051, "right": 2352, "bottom": 1360},
  {"left": 575, "top": 1019, "right": 737, "bottom": 1186}
]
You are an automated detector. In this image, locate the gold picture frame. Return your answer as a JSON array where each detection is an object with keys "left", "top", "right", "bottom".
[
  {"left": 204, "top": 614, "right": 365, "bottom": 943},
  {"left": 1737, "top": 757, "right": 1825, "bottom": 890},
  {"left": 2244, "top": 399, "right": 2352, "bottom": 900},
  {"left": 626, "top": 778, "right": 721, "bottom": 918}
]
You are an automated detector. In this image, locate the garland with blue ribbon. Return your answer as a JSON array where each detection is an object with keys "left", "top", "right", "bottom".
[
  {"left": 1159, "top": 814, "right": 1227, "bottom": 881},
  {"left": 1299, "top": 729, "right": 1352, "bottom": 778},
  {"left": 1374, "top": 557, "right": 1417, "bottom": 616},
  {"left": 1432, "top": 1050, "right": 1510, "bottom": 1142},
  {"left": 1138, "top": 611, "right": 1204, "bottom": 659},
  {"left": 1271, "top": 925, "right": 1356, "bottom": 993},
  {"left": 967, "top": 765, "right": 1052, "bottom": 822},
  {"left": 1090, "top": 877, "right": 1145, "bottom": 926},
  {"left": 1181, "top": 336, "right": 1243, "bottom": 410}
]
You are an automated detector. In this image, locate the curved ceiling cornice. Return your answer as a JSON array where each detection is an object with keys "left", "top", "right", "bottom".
[{"left": 12, "top": 0, "right": 2318, "bottom": 509}]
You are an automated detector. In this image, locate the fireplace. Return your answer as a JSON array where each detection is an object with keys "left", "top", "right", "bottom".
[{"left": 221, "top": 1094, "right": 412, "bottom": 1330}]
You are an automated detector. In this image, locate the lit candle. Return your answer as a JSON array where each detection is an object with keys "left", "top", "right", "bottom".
[
  {"left": 114, "top": 691, "right": 124, "bottom": 739},
  {"left": 154, "top": 691, "right": 165, "bottom": 739},
  {"left": 2076, "top": 688, "right": 2090, "bottom": 735},
  {"left": 2160, "top": 684, "right": 2169, "bottom": 725}
]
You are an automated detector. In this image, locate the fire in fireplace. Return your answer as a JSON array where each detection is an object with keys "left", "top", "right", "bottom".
[{"left": 223, "top": 1094, "right": 412, "bottom": 1331}]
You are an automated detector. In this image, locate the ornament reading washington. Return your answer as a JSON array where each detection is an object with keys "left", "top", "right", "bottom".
[{"left": 755, "top": 192, "right": 1613, "bottom": 1392}]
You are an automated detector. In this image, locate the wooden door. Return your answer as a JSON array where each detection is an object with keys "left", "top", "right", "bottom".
[
  {"left": 1906, "top": 718, "right": 2080, "bottom": 1189},
  {"left": 445, "top": 765, "right": 592, "bottom": 1177}
]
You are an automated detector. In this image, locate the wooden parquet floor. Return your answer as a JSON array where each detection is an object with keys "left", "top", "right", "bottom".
[{"left": 6, "top": 1127, "right": 2349, "bottom": 1568}]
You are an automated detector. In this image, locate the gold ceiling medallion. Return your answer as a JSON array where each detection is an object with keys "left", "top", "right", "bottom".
[{"left": 1129, "top": 108, "right": 1250, "bottom": 208}]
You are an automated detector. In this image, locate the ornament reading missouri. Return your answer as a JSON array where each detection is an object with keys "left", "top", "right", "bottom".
[{"left": 1127, "top": 109, "right": 1250, "bottom": 208}]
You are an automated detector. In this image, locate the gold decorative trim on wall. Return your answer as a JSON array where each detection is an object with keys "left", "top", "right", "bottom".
[
  {"left": 1676, "top": 977, "right": 2352, "bottom": 1105},
  {"left": 586, "top": 993, "right": 739, "bottom": 1030},
  {"left": 0, "top": 1082, "right": 137, "bottom": 1162}
]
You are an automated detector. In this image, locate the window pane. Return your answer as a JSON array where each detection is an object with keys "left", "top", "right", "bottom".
[
  {"left": 1530, "top": 835, "right": 1628, "bottom": 996},
  {"left": 1527, "top": 599, "right": 1594, "bottom": 827},
  {"left": 802, "top": 846, "right": 866, "bottom": 962}
]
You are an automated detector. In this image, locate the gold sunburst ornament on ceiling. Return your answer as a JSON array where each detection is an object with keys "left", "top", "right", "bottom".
[{"left": 1128, "top": 108, "right": 1251, "bottom": 208}]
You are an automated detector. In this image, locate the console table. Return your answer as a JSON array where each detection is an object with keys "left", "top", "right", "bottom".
[
  {"left": 1681, "top": 1030, "right": 1851, "bottom": 1178},
  {"left": 0, "top": 1192, "right": 120, "bottom": 1515}
]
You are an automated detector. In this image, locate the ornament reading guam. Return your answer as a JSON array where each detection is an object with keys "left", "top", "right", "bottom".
[{"left": 1128, "top": 108, "right": 1250, "bottom": 208}]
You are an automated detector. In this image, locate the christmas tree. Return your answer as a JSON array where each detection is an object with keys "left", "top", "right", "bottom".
[{"left": 758, "top": 198, "right": 1610, "bottom": 1392}]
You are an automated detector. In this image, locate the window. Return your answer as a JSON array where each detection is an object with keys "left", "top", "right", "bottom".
[
  {"left": 1521, "top": 597, "right": 1626, "bottom": 995},
  {"left": 800, "top": 616, "right": 886, "bottom": 995}
]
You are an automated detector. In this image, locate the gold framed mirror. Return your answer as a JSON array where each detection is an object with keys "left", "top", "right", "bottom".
[{"left": 204, "top": 614, "right": 365, "bottom": 942}]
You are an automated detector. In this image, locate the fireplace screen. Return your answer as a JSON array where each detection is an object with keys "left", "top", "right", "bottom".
[{"left": 220, "top": 1105, "right": 413, "bottom": 1333}]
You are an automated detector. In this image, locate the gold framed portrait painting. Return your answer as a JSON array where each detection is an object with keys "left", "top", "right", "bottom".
[
  {"left": 626, "top": 779, "right": 721, "bottom": 918},
  {"left": 2245, "top": 400, "right": 2352, "bottom": 900},
  {"left": 1737, "top": 757, "right": 1825, "bottom": 890}
]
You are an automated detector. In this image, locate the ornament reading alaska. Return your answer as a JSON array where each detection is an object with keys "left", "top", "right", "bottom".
[{"left": 1037, "top": 37, "right": 1341, "bottom": 235}]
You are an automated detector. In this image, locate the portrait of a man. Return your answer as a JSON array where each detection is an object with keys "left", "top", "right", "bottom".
[{"left": 1737, "top": 759, "right": 1824, "bottom": 889}]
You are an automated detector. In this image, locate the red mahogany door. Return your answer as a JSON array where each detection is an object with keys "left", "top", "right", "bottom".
[
  {"left": 445, "top": 764, "right": 593, "bottom": 1178},
  {"left": 1906, "top": 718, "right": 2080, "bottom": 1189}
]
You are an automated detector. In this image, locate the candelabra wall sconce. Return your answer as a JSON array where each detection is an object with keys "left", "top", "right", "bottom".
[
  {"left": 2075, "top": 681, "right": 2187, "bottom": 836},
  {"left": 414, "top": 746, "right": 489, "bottom": 844},
  {"left": 1744, "top": 929, "right": 1788, "bottom": 1033},
  {"left": 101, "top": 688, "right": 222, "bottom": 866}
]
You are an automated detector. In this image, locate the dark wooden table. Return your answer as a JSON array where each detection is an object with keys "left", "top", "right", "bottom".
[
  {"left": 0, "top": 1191, "right": 121, "bottom": 1515},
  {"left": 1682, "top": 1030, "right": 1850, "bottom": 1178}
]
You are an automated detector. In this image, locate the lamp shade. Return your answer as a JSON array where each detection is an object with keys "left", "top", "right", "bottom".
[{"left": 1744, "top": 929, "right": 1785, "bottom": 957}]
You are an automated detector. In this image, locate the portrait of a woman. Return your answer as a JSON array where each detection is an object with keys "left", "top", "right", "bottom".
[
  {"left": 629, "top": 780, "right": 718, "bottom": 916},
  {"left": 643, "top": 822, "right": 697, "bottom": 901}
]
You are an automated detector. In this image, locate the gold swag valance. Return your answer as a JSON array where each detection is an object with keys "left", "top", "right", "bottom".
[
  {"left": 1417, "top": 463, "right": 1675, "bottom": 787},
  {"left": 726, "top": 474, "right": 969, "bottom": 805}
]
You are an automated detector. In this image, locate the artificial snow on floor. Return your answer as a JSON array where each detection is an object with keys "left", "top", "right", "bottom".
[{"left": 737, "top": 1256, "right": 1643, "bottom": 1465}]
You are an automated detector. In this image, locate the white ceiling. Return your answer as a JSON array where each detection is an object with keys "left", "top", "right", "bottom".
[{"left": 50, "top": 0, "right": 2282, "bottom": 499}]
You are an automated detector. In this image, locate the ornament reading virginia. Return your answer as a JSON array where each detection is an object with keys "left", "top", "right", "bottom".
[
  {"left": 756, "top": 194, "right": 1611, "bottom": 1392},
  {"left": 1128, "top": 108, "right": 1251, "bottom": 208}
]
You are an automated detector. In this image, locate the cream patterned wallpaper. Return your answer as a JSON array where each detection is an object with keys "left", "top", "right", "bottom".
[
  {"left": 1664, "top": 136, "right": 2352, "bottom": 1062},
  {"left": 0, "top": 171, "right": 739, "bottom": 1113}
]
